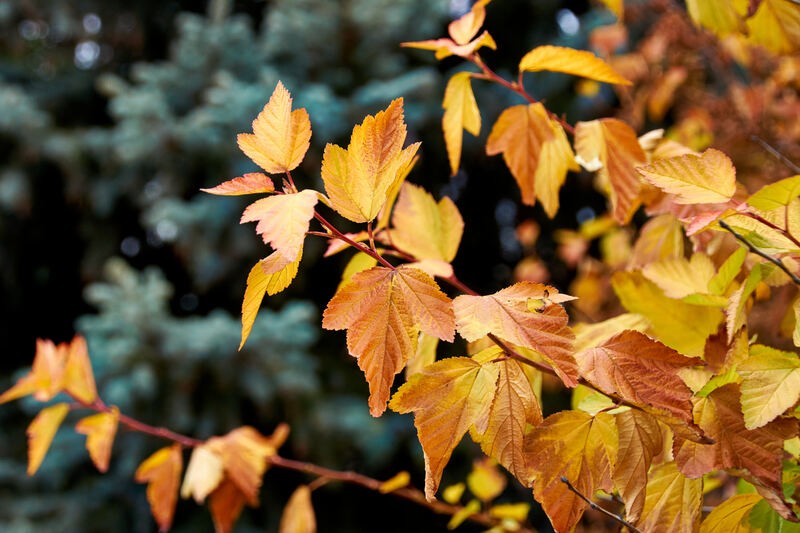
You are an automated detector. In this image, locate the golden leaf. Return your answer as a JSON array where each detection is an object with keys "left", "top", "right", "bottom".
[
  {"left": 134, "top": 444, "right": 183, "bottom": 532},
  {"left": 26, "top": 402, "right": 69, "bottom": 475},
  {"left": 637, "top": 462, "right": 702, "bottom": 533},
  {"left": 279, "top": 485, "right": 316, "bottom": 533},
  {"left": 240, "top": 189, "right": 318, "bottom": 261},
  {"left": 75, "top": 407, "right": 119, "bottom": 472},
  {"left": 637, "top": 148, "right": 737, "bottom": 204},
  {"left": 519, "top": 45, "right": 631, "bottom": 85},
  {"left": 442, "top": 71, "right": 481, "bottom": 175}
]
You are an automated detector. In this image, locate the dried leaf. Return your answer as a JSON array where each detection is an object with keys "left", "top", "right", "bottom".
[
  {"left": 279, "top": 485, "right": 316, "bottom": 533},
  {"left": 389, "top": 356, "right": 500, "bottom": 500},
  {"left": 134, "top": 444, "right": 183, "bottom": 532},
  {"left": 75, "top": 407, "right": 119, "bottom": 472},
  {"left": 442, "top": 71, "right": 481, "bottom": 175},
  {"left": 237, "top": 81, "right": 311, "bottom": 174},
  {"left": 637, "top": 149, "right": 737, "bottom": 205},
  {"left": 519, "top": 45, "right": 631, "bottom": 85},
  {"left": 27, "top": 402, "right": 69, "bottom": 475},
  {"left": 323, "top": 266, "right": 455, "bottom": 416}
]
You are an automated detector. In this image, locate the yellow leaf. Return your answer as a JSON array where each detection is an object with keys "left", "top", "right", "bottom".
[
  {"left": 240, "top": 248, "right": 302, "bottom": 349},
  {"left": 642, "top": 252, "right": 717, "bottom": 299},
  {"left": 201, "top": 173, "right": 275, "bottom": 196},
  {"left": 443, "top": 482, "right": 465, "bottom": 504},
  {"left": 745, "top": 0, "right": 800, "bottom": 54},
  {"left": 323, "top": 266, "right": 455, "bottom": 416},
  {"left": 389, "top": 182, "right": 464, "bottom": 262},
  {"left": 794, "top": 297, "right": 800, "bottom": 347},
  {"left": 237, "top": 81, "right": 311, "bottom": 174},
  {"left": 402, "top": 31, "right": 497, "bottom": 61},
  {"left": 699, "top": 493, "right": 762, "bottom": 533},
  {"left": 0, "top": 338, "right": 69, "bottom": 404},
  {"left": 448, "top": 499, "right": 481, "bottom": 530},
  {"left": 519, "top": 45, "right": 631, "bottom": 85},
  {"left": 75, "top": 407, "right": 119, "bottom": 472},
  {"left": 240, "top": 189, "right": 318, "bottom": 261},
  {"left": 448, "top": 0, "right": 491, "bottom": 45},
  {"left": 708, "top": 247, "right": 747, "bottom": 296},
  {"left": 747, "top": 175, "right": 800, "bottom": 211},
  {"left": 389, "top": 356, "right": 500, "bottom": 500},
  {"left": 573, "top": 313, "right": 650, "bottom": 352},
  {"left": 629, "top": 214, "right": 685, "bottom": 268},
  {"left": 379, "top": 471, "right": 411, "bottom": 493},
  {"left": 685, "top": 0, "right": 745, "bottom": 37},
  {"left": 612, "top": 271, "right": 723, "bottom": 356},
  {"left": 181, "top": 444, "right": 224, "bottom": 503},
  {"left": 719, "top": 214, "right": 800, "bottom": 254},
  {"left": 575, "top": 119, "right": 647, "bottom": 224},
  {"left": 26, "top": 402, "right": 69, "bottom": 475},
  {"left": 637, "top": 462, "right": 702, "bottom": 533},
  {"left": 338, "top": 252, "right": 378, "bottom": 291},
  {"left": 321, "top": 98, "right": 420, "bottom": 223},
  {"left": 486, "top": 103, "right": 577, "bottom": 217},
  {"left": 279, "top": 485, "right": 316, "bottom": 533},
  {"left": 63, "top": 335, "right": 98, "bottom": 404},
  {"left": 467, "top": 458, "right": 506, "bottom": 502},
  {"left": 738, "top": 345, "right": 800, "bottom": 429},
  {"left": 637, "top": 148, "right": 737, "bottom": 204},
  {"left": 613, "top": 410, "right": 664, "bottom": 522},
  {"left": 598, "top": 0, "right": 624, "bottom": 19},
  {"left": 454, "top": 282, "right": 578, "bottom": 387},
  {"left": 525, "top": 410, "right": 618, "bottom": 532},
  {"left": 134, "top": 444, "right": 183, "bottom": 532},
  {"left": 406, "top": 332, "right": 438, "bottom": 378},
  {"left": 489, "top": 502, "right": 530, "bottom": 521},
  {"left": 442, "top": 71, "right": 481, "bottom": 175}
]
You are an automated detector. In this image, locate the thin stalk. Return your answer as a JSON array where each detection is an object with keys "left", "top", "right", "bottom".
[
  {"left": 719, "top": 220, "right": 800, "bottom": 286},
  {"left": 560, "top": 476, "right": 642, "bottom": 533}
]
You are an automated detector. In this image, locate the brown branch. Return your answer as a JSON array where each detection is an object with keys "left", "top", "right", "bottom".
[
  {"left": 719, "top": 220, "right": 800, "bottom": 286},
  {"left": 742, "top": 212, "right": 800, "bottom": 250},
  {"left": 560, "top": 476, "right": 642, "bottom": 533},
  {"left": 750, "top": 135, "right": 800, "bottom": 174},
  {"left": 312, "top": 211, "right": 395, "bottom": 270}
]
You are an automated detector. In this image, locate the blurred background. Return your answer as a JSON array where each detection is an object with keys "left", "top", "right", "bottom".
[{"left": 2, "top": 0, "right": 795, "bottom": 531}]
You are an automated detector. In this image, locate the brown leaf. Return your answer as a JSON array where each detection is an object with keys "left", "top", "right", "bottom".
[{"left": 613, "top": 409, "right": 664, "bottom": 522}]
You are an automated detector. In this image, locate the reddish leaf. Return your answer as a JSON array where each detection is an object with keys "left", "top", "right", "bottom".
[
  {"left": 209, "top": 477, "right": 248, "bottom": 533},
  {"left": 201, "top": 173, "right": 275, "bottom": 196}
]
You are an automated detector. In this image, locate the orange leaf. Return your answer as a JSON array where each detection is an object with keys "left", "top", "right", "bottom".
[
  {"left": 518, "top": 45, "right": 631, "bottom": 85},
  {"left": 63, "top": 335, "right": 98, "bottom": 404},
  {"left": 240, "top": 248, "right": 302, "bottom": 349},
  {"left": 471, "top": 358, "right": 542, "bottom": 484},
  {"left": 402, "top": 31, "right": 497, "bottom": 61},
  {"left": 574, "top": 118, "right": 647, "bottom": 224},
  {"left": 279, "top": 485, "right": 316, "bottom": 533},
  {"left": 209, "top": 477, "right": 248, "bottom": 533},
  {"left": 442, "top": 71, "right": 481, "bottom": 175},
  {"left": 577, "top": 330, "right": 702, "bottom": 431},
  {"left": 389, "top": 182, "right": 464, "bottom": 263},
  {"left": 673, "top": 383, "right": 798, "bottom": 518},
  {"left": 201, "top": 173, "right": 275, "bottom": 196},
  {"left": 26, "top": 402, "right": 69, "bottom": 475},
  {"left": 323, "top": 266, "right": 455, "bottom": 416},
  {"left": 637, "top": 149, "right": 737, "bottom": 204},
  {"left": 237, "top": 81, "right": 311, "bottom": 174},
  {"left": 134, "top": 443, "right": 183, "bottom": 532},
  {"left": 75, "top": 407, "right": 119, "bottom": 472},
  {"left": 699, "top": 493, "right": 762, "bottom": 533},
  {"left": 240, "top": 189, "right": 318, "bottom": 261},
  {"left": 453, "top": 282, "right": 578, "bottom": 387},
  {"left": 486, "top": 103, "right": 577, "bottom": 217},
  {"left": 321, "top": 98, "right": 420, "bottom": 223},
  {"left": 525, "top": 410, "right": 618, "bottom": 532},
  {"left": 637, "top": 462, "right": 703, "bottom": 532},
  {"left": 448, "top": 0, "right": 491, "bottom": 45},
  {"left": 389, "top": 356, "right": 500, "bottom": 500},
  {"left": 205, "top": 425, "right": 287, "bottom": 506},
  {"left": 181, "top": 443, "right": 224, "bottom": 504},
  {"left": 613, "top": 409, "right": 664, "bottom": 523},
  {"left": 1, "top": 339, "right": 67, "bottom": 404}
]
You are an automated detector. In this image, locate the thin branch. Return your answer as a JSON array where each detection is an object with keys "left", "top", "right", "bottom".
[
  {"left": 560, "top": 476, "right": 642, "bottom": 533},
  {"left": 312, "top": 211, "right": 395, "bottom": 270},
  {"left": 744, "top": 211, "right": 800, "bottom": 250},
  {"left": 719, "top": 220, "right": 800, "bottom": 286},
  {"left": 751, "top": 136, "right": 800, "bottom": 174}
]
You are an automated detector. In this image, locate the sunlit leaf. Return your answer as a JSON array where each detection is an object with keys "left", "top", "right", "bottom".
[
  {"left": 75, "top": 407, "right": 119, "bottom": 472},
  {"left": 448, "top": 0, "right": 491, "bottom": 45},
  {"left": 379, "top": 471, "right": 411, "bottom": 493},
  {"left": 519, "top": 45, "right": 631, "bottom": 85},
  {"left": 637, "top": 462, "right": 702, "bottom": 533},
  {"left": 614, "top": 409, "right": 664, "bottom": 522},
  {"left": 134, "top": 444, "right": 183, "bottom": 532},
  {"left": 201, "top": 173, "right": 275, "bottom": 196},
  {"left": 181, "top": 444, "right": 224, "bottom": 504},
  {"left": 637, "top": 149, "right": 737, "bottom": 204},
  {"left": 738, "top": 344, "right": 800, "bottom": 429},
  {"left": 237, "top": 81, "right": 311, "bottom": 174},
  {"left": 747, "top": 175, "right": 800, "bottom": 211},
  {"left": 629, "top": 214, "right": 685, "bottom": 268},
  {"left": 26, "top": 402, "right": 69, "bottom": 475},
  {"left": 699, "top": 493, "right": 762, "bottom": 533},
  {"left": 62, "top": 336, "right": 98, "bottom": 404},
  {"left": 745, "top": 0, "right": 800, "bottom": 54},
  {"left": 442, "top": 71, "right": 481, "bottom": 175},
  {"left": 642, "top": 253, "right": 716, "bottom": 299},
  {"left": 0, "top": 339, "right": 69, "bottom": 404},
  {"left": 685, "top": 0, "right": 744, "bottom": 36},
  {"left": 279, "top": 485, "right": 316, "bottom": 533},
  {"left": 240, "top": 189, "right": 318, "bottom": 261}
]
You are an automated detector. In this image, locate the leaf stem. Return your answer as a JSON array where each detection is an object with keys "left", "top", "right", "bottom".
[
  {"left": 719, "top": 220, "right": 800, "bottom": 286},
  {"left": 742, "top": 212, "right": 800, "bottom": 250},
  {"left": 559, "top": 476, "right": 642, "bottom": 533},
  {"left": 312, "top": 211, "right": 395, "bottom": 270}
]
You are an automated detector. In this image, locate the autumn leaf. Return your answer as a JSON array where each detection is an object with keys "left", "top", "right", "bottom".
[
  {"left": 685, "top": 0, "right": 744, "bottom": 37},
  {"left": 379, "top": 471, "right": 411, "bottom": 493},
  {"left": 747, "top": 174, "right": 800, "bottom": 211},
  {"left": 134, "top": 444, "right": 183, "bottom": 532},
  {"left": 577, "top": 330, "right": 703, "bottom": 434},
  {"left": 401, "top": 0, "right": 496, "bottom": 60},
  {"left": 321, "top": 98, "right": 420, "bottom": 223},
  {"left": 598, "top": 0, "right": 624, "bottom": 19},
  {"left": 574, "top": 119, "right": 647, "bottom": 224},
  {"left": 442, "top": 71, "right": 481, "bottom": 175},
  {"left": 63, "top": 335, "right": 98, "bottom": 404},
  {"left": 699, "top": 493, "right": 762, "bottom": 533},
  {"left": 629, "top": 214, "right": 685, "bottom": 268},
  {"left": 525, "top": 410, "right": 618, "bottom": 532},
  {"left": 518, "top": 45, "right": 631, "bottom": 85},
  {"left": 613, "top": 409, "right": 664, "bottom": 522},
  {"left": 181, "top": 443, "right": 224, "bottom": 503},
  {"left": 466, "top": 458, "right": 506, "bottom": 502},
  {"left": 637, "top": 462, "right": 703, "bottom": 533},
  {"left": 237, "top": 81, "right": 311, "bottom": 174},
  {"left": 737, "top": 344, "right": 800, "bottom": 429},
  {"left": 642, "top": 253, "right": 717, "bottom": 300},
  {"left": 240, "top": 248, "right": 302, "bottom": 349},
  {"left": 389, "top": 182, "right": 463, "bottom": 263},
  {"left": 201, "top": 173, "right": 275, "bottom": 196},
  {"left": 448, "top": 0, "right": 491, "bottom": 45},
  {"left": 486, "top": 103, "right": 577, "bottom": 217},
  {"left": 75, "top": 407, "right": 119, "bottom": 472},
  {"left": 323, "top": 266, "right": 455, "bottom": 416},
  {"left": 27, "top": 402, "right": 69, "bottom": 475},
  {"left": 1, "top": 339, "right": 66, "bottom": 404},
  {"left": 453, "top": 282, "right": 578, "bottom": 386},
  {"left": 673, "top": 383, "right": 798, "bottom": 518},
  {"left": 205, "top": 425, "right": 287, "bottom": 506},
  {"left": 389, "top": 356, "right": 500, "bottom": 500},
  {"left": 209, "top": 477, "right": 248, "bottom": 533},
  {"left": 279, "top": 485, "right": 316, "bottom": 533},
  {"left": 745, "top": 0, "right": 800, "bottom": 54},
  {"left": 637, "top": 149, "right": 737, "bottom": 205},
  {"left": 240, "top": 189, "right": 318, "bottom": 261},
  {"left": 471, "top": 357, "right": 542, "bottom": 484}
]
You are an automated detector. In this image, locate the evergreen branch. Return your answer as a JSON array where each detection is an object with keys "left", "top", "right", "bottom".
[
  {"left": 560, "top": 476, "right": 642, "bottom": 533},
  {"left": 719, "top": 220, "right": 800, "bottom": 286}
]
